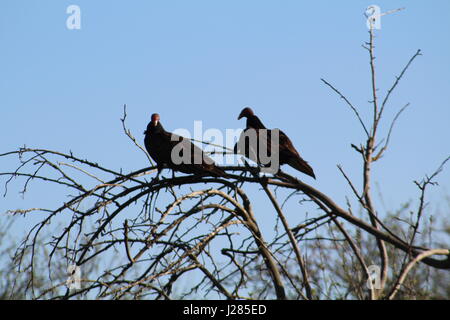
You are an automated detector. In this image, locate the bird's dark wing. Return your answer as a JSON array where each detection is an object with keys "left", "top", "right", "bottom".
[
  {"left": 278, "top": 129, "right": 301, "bottom": 159},
  {"left": 144, "top": 131, "right": 170, "bottom": 169},
  {"left": 276, "top": 129, "right": 316, "bottom": 179},
  {"left": 169, "top": 133, "right": 226, "bottom": 177},
  {"left": 234, "top": 128, "right": 259, "bottom": 164}
]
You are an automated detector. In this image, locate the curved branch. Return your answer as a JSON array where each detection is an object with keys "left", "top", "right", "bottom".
[{"left": 388, "top": 249, "right": 449, "bottom": 300}]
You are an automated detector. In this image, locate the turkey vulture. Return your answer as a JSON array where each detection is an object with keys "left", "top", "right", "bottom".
[
  {"left": 144, "top": 113, "right": 227, "bottom": 178},
  {"left": 234, "top": 107, "right": 316, "bottom": 179}
]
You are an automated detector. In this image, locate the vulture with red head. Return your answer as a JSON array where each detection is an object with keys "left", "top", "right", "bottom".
[
  {"left": 234, "top": 107, "right": 316, "bottom": 179},
  {"left": 144, "top": 113, "right": 227, "bottom": 178}
]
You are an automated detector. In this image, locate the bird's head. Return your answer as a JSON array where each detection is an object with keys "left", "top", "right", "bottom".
[
  {"left": 237, "top": 107, "right": 254, "bottom": 120},
  {"left": 150, "top": 113, "right": 160, "bottom": 126},
  {"left": 144, "top": 113, "right": 161, "bottom": 134}
]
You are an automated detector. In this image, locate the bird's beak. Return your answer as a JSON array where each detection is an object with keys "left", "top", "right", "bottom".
[{"left": 237, "top": 112, "right": 244, "bottom": 120}]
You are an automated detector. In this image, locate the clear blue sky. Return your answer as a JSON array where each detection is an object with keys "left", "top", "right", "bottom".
[{"left": 1, "top": 1, "right": 449, "bottom": 255}]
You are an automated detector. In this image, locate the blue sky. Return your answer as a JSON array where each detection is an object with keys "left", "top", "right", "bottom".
[{"left": 1, "top": 0, "right": 449, "bottom": 267}]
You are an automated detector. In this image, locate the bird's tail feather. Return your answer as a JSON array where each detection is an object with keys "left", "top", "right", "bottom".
[
  {"left": 209, "top": 165, "right": 229, "bottom": 178},
  {"left": 288, "top": 157, "right": 316, "bottom": 179}
]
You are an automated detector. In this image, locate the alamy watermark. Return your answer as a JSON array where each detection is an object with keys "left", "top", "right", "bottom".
[
  {"left": 169, "top": 121, "right": 280, "bottom": 173},
  {"left": 66, "top": 264, "right": 81, "bottom": 290},
  {"left": 365, "top": 5, "right": 405, "bottom": 30},
  {"left": 66, "top": 5, "right": 81, "bottom": 30},
  {"left": 366, "top": 5, "right": 382, "bottom": 30},
  {"left": 366, "top": 265, "right": 382, "bottom": 289}
]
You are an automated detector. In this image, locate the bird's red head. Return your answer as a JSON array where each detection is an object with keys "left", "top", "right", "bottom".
[
  {"left": 144, "top": 113, "right": 161, "bottom": 135},
  {"left": 151, "top": 113, "right": 160, "bottom": 125},
  {"left": 237, "top": 107, "right": 254, "bottom": 120}
]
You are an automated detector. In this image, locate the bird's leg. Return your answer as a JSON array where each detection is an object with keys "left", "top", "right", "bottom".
[
  {"left": 151, "top": 165, "right": 164, "bottom": 183},
  {"left": 260, "top": 175, "right": 269, "bottom": 185},
  {"left": 257, "top": 165, "right": 263, "bottom": 176}
]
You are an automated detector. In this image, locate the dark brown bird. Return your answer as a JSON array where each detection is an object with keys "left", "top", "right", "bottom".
[
  {"left": 234, "top": 107, "right": 316, "bottom": 179},
  {"left": 144, "top": 113, "right": 227, "bottom": 178}
]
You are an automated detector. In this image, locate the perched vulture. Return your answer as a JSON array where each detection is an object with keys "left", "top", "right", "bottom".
[
  {"left": 234, "top": 107, "right": 316, "bottom": 179},
  {"left": 144, "top": 113, "right": 227, "bottom": 178}
]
